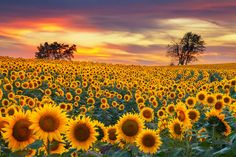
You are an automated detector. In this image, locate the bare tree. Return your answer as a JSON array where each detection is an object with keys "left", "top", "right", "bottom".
[{"left": 167, "top": 32, "right": 206, "bottom": 65}]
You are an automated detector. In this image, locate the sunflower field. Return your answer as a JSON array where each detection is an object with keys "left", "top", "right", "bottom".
[{"left": 0, "top": 56, "right": 236, "bottom": 157}]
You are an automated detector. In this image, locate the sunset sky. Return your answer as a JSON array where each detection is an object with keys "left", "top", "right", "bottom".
[{"left": 0, "top": 0, "right": 236, "bottom": 65}]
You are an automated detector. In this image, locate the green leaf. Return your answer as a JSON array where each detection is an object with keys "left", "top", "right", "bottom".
[
  {"left": 111, "top": 150, "right": 132, "bottom": 157},
  {"left": 213, "top": 142, "right": 236, "bottom": 157},
  {"left": 27, "top": 140, "right": 43, "bottom": 149}
]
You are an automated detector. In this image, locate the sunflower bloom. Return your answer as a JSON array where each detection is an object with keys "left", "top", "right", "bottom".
[
  {"left": 116, "top": 113, "right": 144, "bottom": 143},
  {"left": 66, "top": 116, "right": 97, "bottom": 151},
  {"left": 30, "top": 104, "right": 67, "bottom": 141},
  {"left": 2, "top": 111, "right": 36, "bottom": 151},
  {"left": 136, "top": 129, "right": 162, "bottom": 154}
]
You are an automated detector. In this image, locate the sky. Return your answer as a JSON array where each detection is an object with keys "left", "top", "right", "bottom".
[{"left": 0, "top": 0, "right": 236, "bottom": 65}]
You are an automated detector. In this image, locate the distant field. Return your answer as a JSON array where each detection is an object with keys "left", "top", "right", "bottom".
[{"left": 0, "top": 57, "right": 236, "bottom": 157}]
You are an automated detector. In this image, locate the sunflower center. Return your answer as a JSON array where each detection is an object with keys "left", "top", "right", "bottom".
[
  {"left": 168, "top": 106, "right": 174, "bottom": 113},
  {"left": 188, "top": 111, "right": 197, "bottom": 120},
  {"left": 178, "top": 111, "right": 185, "bottom": 122},
  {"left": 207, "top": 97, "right": 214, "bottom": 104},
  {"left": 143, "top": 110, "right": 152, "bottom": 119},
  {"left": 6, "top": 85, "right": 12, "bottom": 91},
  {"left": 122, "top": 120, "right": 139, "bottom": 137},
  {"left": 198, "top": 94, "right": 205, "bottom": 101},
  {"left": 142, "top": 134, "right": 156, "bottom": 147},
  {"left": 8, "top": 109, "right": 15, "bottom": 115},
  {"left": 187, "top": 99, "right": 194, "bottom": 105},
  {"left": 108, "top": 128, "right": 117, "bottom": 141},
  {"left": 215, "top": 102, "right": 223, "bottom": 110},
  {"left": 74, "top": 123, "right": 90, "bottom": 142},
  {"left": 231, "top": 80, "right": 236, "bottom": 86},
  {"left": 39, "top": 115, "right": 59, "bottom": 132},
  {"left": 159, "top": 111, "right": 164, "bottom": 116},
  {"left": 224, "top": 97, "right": 230, "bottom": 103},
  {"left": 137, "top": 98, "right": 144, "bottom": 104},
  {"left": 13, "top": 119, "right": 32, "bottom": 141},
  {"left": 173, "top": 123, "right": 182, "bottom": 135},
  {"left": 217, "top": 95, "right": 222, "bottom": 100}
]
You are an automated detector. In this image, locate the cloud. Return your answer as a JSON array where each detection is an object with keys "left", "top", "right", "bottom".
[{"left": 0, "top": 0, "right": 236, "bottom": 65}]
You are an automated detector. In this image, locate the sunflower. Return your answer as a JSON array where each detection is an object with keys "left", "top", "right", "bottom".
[
  {"left": 87, "top": 97, "right": 95, "bottom": 105},
  {"left": 66, "top": 116, "right": 97, "bottom": 151},
  {"left": 2, "top": 99, "right": 9, "bottom": 107},
  {"left": 45, "top": 89, "right": 52, "bottom": 96},
  {"left": 74, "top": 96, "right": 81, "bottom": 102},
  {"left": 124, "top": 94, "right": 131, "bottom": 102},
  {"left": 222, "top": 95, "right": 232, "bottom": 105},
  {"left": 100, "top": 103, "right": 107, "bottom": 110},
  {"left": 196, "top": 91, "right": 206, "bottom": 103},
  {"left": 167, "top": 104, "right": 175, "bottom": 114},
  {"left": 214, "top": 100, "right": 225, "bottom": 112},
  {"left": 29, "top": 104, "right": 67, "bottom": 141},
  {"left": 152, "top": 100, "right": 158, "bottom": 108},
  {"left": 8, "top": 92, "right": 15, "bottom": 100},
  {"left": 168, "top": 118, "right": 185, "bottom": 140},
  {"left": 169, "top": 92, "right": 176, "bottom": 100},
  {"left": 21, "top": 82, "right": 29, "bottom": 89},
  {"left": 206, "top": 95, "right": 216, "bottom": 106},
  {"left": 66, "top": 103, "right": 73, "bottom": 111},
  {"left": 205, "top": 109, "right": 231, "bottom": 136},
  {"left": 3, "top": 83, "right": 13, "bottom": 92},
  {"left": 106, "top": 125, "right": 118, "bottom": 144},
  {"left": 27, "top": 99, "right": 36, "bottom": 108},
  {"left": 2, "top": 111, "right": 36, "bottom": 151},
  {"left": 140, "top": 107, "right": 154, "bottom": 122},
  {"left": 93, "top": 120, "right": 108, "bottom": 142},
  {"left": 216, "top": 93, "right": 223, "bottom": 100},
  {"left": 59, "top": 103, "right": 67, "bottom": 110},
  {"left": 0, "top": 107, "right": 6, "bottom": 115},
  {"left": 230, "top": 79, "right": 236, "bottom": 86},
  {"left": 80, "top": 106, "right": 87, "bottom": 114},
  {"left": 66, "top": 92, "right": 73, "bottom": 101},
  {"left": 6, "top": 106, "right": 16, "bottom": 116},
  {"left": 136, "top": 129, "right": 162, "bottom": 154},
  {"left": 136, "top": 97, "right": 145, "bottom": 104},
  {"left": 112, "top": 101, "right": 118, "bottom": 107},
  {"left": 187, "top": 109, "right": 200, "bottom": 122},
  {"left": 73, "top": 102, "right": 78, "bottom": 107},
  {"left": 149, "top": 95, "right": 156, "bottom": 103},
  {"left": 118, "top": 104, "right": 125, "bottom": 110},
  {"left": 175, "top": 103, "right": 191, "bottom": 127},
  {"left": 157, "top": 110, "right": 165, "bottom": 118},
  {"left": 116, "top": 113, "right": 144, "bottom": 143},
  {"left": 186, "top": 97, "right": 196, "bottom": 108}
]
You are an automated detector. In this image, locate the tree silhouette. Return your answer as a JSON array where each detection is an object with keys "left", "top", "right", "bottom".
[
  {"left": 35, "top": 42, "right": 77, "bottom": 60},
  {"left": 167, "top": 32, "right": 206, "bottom": 65}
]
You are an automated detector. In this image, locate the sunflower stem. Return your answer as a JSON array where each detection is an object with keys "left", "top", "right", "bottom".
[
  {"left": 47, "top": 138, "right": 51, "bottom": 156},
  {"left": 212, "top": 124, "right": 216, "bottom": 146}
]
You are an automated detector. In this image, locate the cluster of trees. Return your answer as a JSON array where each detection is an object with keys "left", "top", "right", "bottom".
[
  {"left": 35, "top": 32, "right": 205, "bottom": 65},
  {"left": 35, "top": 42, "right": 76, "bottom": 60}
]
